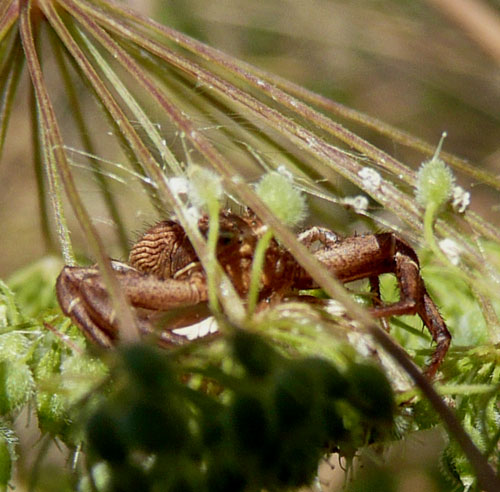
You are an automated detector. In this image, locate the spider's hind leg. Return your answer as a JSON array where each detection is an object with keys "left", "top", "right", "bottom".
[
  {"left": 369, "top": 244, "right": 451, "bottom": 378},
  {"left": 368, "top": 276, "right": 390, "bottom": 332}
]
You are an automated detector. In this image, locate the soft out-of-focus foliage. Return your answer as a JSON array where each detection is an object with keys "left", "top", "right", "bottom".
[{"left": 81, "top": 337, "right": 394, "bottom": 491}]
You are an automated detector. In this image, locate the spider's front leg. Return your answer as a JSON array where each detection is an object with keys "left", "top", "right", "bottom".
[
  {"left": 297, "top": 226, "right": 341, "bottom": 248},
  {"left": 298, "top": 226, "right": 389, "bottom": 329},
  {"left": 309, "top": 232, "right": 451, "bottom": 378},
  {"left": 56, "top": 262, "right": 209, "bottom": 348},
  {"left": 56, "top": 265, "right": 113, "bottom": 347}
]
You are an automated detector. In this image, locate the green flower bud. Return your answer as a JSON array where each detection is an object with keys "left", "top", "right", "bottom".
[
  {"left": 121, "top": 401, "right": 188, "bottom": 453},
  {"left": 232, "top": 330, "right": 281, "bottom": 379},
  {"left": 35, "top": 349, "right": 68, "bottom": 435},
  {"left": 61, "top": 354, "right": 107, "bottom": 404},
  {"left": 273, "top": 363, "right": 316, "bottom": 429},
  {"left": 0, "top": 333, "right": 30, "bottom": 361},
  {"left": 0, "top": 435, "right": 12, "bottom": 486},
  {"left": 230, "top": 394, "right": 271, "bottom": 452},
  {"left": 415, "top": 133, "right": 455, "bottom": 210},
  {"left": 346, "top": 363, "right": 394, "bottom": 423},
  {"left": 0, "top": 361, "right": 34, "bottom": 414},
  {"left": 255, "top": 171, "right": 307, "bottom": 226},
  {"left": 187, "top": 165, "right": 223, "bottom": 211},
  {"left": 120, "top": 344, "right": 174, "bottom": 393},
  {"left": 86, "top": 407, "right": 128, "bottom": 463}
]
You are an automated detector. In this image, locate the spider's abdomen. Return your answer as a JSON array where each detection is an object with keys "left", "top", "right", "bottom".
[{"left": 129, "top": 221, "right": 198, "bottom": 279}]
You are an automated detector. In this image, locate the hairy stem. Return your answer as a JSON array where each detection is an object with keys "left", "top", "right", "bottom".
[{"left": 247, "top": 229, "right": 274, "bottom": 317}]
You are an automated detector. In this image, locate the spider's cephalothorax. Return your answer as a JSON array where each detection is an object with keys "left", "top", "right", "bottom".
[{"left": 56, "top": 209, "right": 450, "bottom": 377}]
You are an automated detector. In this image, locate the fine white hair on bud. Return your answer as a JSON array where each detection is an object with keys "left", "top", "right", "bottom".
[
  {"left": 439, "top": 238, "right": 462, "bottom": 266},
  {"left": 276, "top": 164, "right": 294, "bottom": 180},
  {"left": 357, "top": 167, "right": 381, "bottom": 192},
  {"left": 186, "top": 165, "right": 223, "bottom": 211},
  {"left": 452, "top": 186, "right": 470, "bottom": 214},
  {"left": 255, "top": 171, "right": 307, "bottom": 226},
  {"left": 168, "top": 176, "right": 189, "bottom": 196},
  {"left": 415, "top": 132, "right": 455, "bottom": 209},
  {"left": 343, "top": 195, "right": 369, "bottom": 214}
]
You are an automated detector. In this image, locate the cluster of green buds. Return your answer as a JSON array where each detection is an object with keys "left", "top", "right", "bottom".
[{"left": 83, "top": 332, "right": 394, "bottom": 492}]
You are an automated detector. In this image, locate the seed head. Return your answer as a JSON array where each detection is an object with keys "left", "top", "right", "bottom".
[
  {"left": 416, "top": 133, "right": 455, "bottom": 210},
  {"left": 255, "top": 171, "right": 307, "bottom": 226}
]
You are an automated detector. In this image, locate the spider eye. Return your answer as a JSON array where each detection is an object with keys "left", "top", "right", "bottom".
[{"left": 219, "top": 231, "right": 234, "bottom": 245}]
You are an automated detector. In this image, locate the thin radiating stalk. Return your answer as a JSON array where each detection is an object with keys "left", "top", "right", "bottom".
[
  {"left": 22, "top": 0, "right": 139, "bottom": 343},
  {"left": 92, "top": 0, "right": 500, "bottom": 250},
  {"left": 205, "top": 200, "right": 221, "bottom": 314},
  {"left": 37, "top": 107, "right": 74, "bottom": 264},
  {"left": 106, "top": 0, "right": 500, "bottom": 191},
  {"left": 30, "top": 87, "right": 55, "bottom": 252},
  {"left": 0, "top": 39, "right": 23, "bottom": 160},
  {"left": 246, "top": 229, "right": 273, "bottom": 317},
  {"left": 74, "top": 27, "right": 183, "bottom": 176},
  {"left": 41, "top": 0, "right": 245, "bottom": 323},
  {"left": 262, "top": 73, "right": 500, "bottom": 189},
  {"left": 49, "top": 31, "right": 129, "bottom": 254},
  {"left": 67, "top": 0, "right": 424, "bottom": 234},
  {"left": 0, "top": 0, "right": 18, "bottom": 42}
]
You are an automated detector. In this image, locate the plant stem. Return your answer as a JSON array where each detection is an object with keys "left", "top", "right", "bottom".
[
  {"left": 246, "top": 229, "right": 274, "bottom": 317},
  {"left": 423, "top": 202, "right": 449, "bottom": 265},
  {"left": 206, "top": 202, "right": 221, "bottom": 314},
  {"left": 0, "top": 280, "right": 19, "bottom": 326}
]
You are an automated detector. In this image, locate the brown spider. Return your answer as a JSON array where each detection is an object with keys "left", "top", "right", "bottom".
[{"left": 56, "top": 209, "right": 450, "bottom": 377}]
